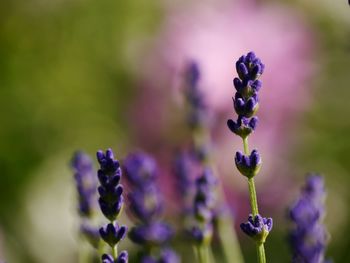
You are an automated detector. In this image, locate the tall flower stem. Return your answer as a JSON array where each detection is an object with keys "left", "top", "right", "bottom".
[
  {"left": 195, "top": 245, "right": 210, "bottom": 263},
  {"left": 112, "top": 244, "right": 118, "bottom": 260},
  {"left": 242, "top": 137, "right": 266, "bottom": 263}
]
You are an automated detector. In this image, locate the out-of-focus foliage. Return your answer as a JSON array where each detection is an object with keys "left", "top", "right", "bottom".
[{"left": 0, "top": 0, "right": 161, "bottom": 261}]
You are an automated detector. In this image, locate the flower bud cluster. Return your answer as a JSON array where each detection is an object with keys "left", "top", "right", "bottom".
[
  {"left": 227, "top": 51, "right": 264, "bottom": 139},
  {"left": 96, "top": 149, "right": 128, "bottom": 263},
  {"left": 240, "top": 214, "right": 273, "bottom": 244},
  {"left": 227, "top": 52, "right": 272, "bottom": 244},
  {"left": 123, "top": 152, "right": 179, "bottom": 263}
]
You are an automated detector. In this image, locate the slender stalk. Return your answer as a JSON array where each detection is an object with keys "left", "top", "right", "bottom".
[
  {"left": 248, "top": 178, "right": 259, "bottom": 216},
  {"left": 112, "top": 244, "right": 118, "bottom": 260},
  {"left": 195, "top": 245, "right": 211, "bottom": 263},
  {"left": 242, "top": 137, "right": 266, "bottom": 263},
  {"left": 257, "top": 243, "right": 266, "bottom": 263}
]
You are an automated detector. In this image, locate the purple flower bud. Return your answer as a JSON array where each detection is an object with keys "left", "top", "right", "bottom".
[
  {"left": 99, "top": 222, "right": 128, "bottom": 248},
  {"left": 233, "top": 93, "right": 259, "bottom": 118},
  {"left": 240, "top": 214, "right": 272, "bottom": 243},
  {"left": 235, "top": 150, "right": 262, "bottom": 178},
  {"left": 97, "top": 149, "right": 121, "bottom": 176},
  {"left": 129, "top": 222, "right": 174, "bottom": 246},
  {"left": 227, "top": 116, "right": 258, "bottom": 138},
  {"left": 116, "top": 251, "right": 128, "bottom": 263},
  {"left": 236, "top": 52, "right": 265, "bottom": 81},
  {"left": 129, "top": 186, "right": 163, "bottom": 223},
  {"left": 102, "top": 254, "right": 115, "bottom": 263},
  {"left": 123, "top": 152, "right": 157, "bottom": 187}
]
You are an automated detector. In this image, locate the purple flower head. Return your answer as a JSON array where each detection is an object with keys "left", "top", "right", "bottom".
[
  {"left": 129, "top": 222, "right": 174, "bottom": 246},
  {"left": 102, "top": 251, "right": 128, "bottom": 263},
  {"left": 96, "top": 149, "right": 124, "bottom": 221},
  {"left": 183, "top": 62, "right": 207, "bottom": 130},
  {"left": 235, "top": 150, "right": 262, "bottom": 179},
  {"left": 71, "top": 151, "right": 97, "bottom": 217},
  {"left": 240, "top": 214, "right": 272, "bottom": 243},
  {"left": 80, "top": 222, "right": 100, "bottom": 248},
  {"left": 123, "top": 152, "right": 157, "bottom": 187},
  {"left": 99, "top": 222, "right": 128, "bottom": 248},
  {"left": 289, "top": 174, "right": 330, "bottom": 263},
  {"left": 228, "top": 52, "right": 264, "bottom": 139},
  {"left": 124, "top": 153, "right": 163, "bottom": 223},
  {"left": 227, "top": 116, "right": 258, "bottom": 138},
  {"left": 173, "top": 151, "right": 195, "bottom": 200},
  {"left": 97, "top": 149, "right": 121, "bottom": 176},
  {"left": 236, "top": 51, "right": 265, "bottom": 81},
  {"left": 129, "top": 185, "right": 163, "bottom": 223}
]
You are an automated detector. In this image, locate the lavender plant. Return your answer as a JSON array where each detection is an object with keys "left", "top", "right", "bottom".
[
  {"left": 123, "top": 152, "right": 179, "bottom": 263},
  {"left": 289, "top": 174, "right": 331, "bottom": 263},
  {"left": 227, "top": 52, "right": 273, "bottom": 263},
  {"left": 96, "top": 149, "right": 128, "bottom": 262},
  {"left": 181, "top": 62, "right": 243, "bottom": 263}
]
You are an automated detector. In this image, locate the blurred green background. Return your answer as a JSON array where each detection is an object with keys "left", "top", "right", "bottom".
[{"left": 0, "top": 0, "right": 349, "bottom": 262}]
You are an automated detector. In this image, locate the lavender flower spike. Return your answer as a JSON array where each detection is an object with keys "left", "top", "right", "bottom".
[
  {"left": 96, "top": 148, "right": 128, "bottom": 262},
  {"left": 289, "top": 174, "right": 331, "bottom": 263},
  {"left": 123, "top": 152, "right": 179, "bottom": 263},
  {"left": 97, "top": 149, "right": 124, "bottom": 221},
  {"left": 240, "top": 214, "right": 273, "bottom": 244},
  {"left": 71, "top": 151, "right": 97, "bottom": 217},
  {"left": 229, "top": 52, "right": 271, "bottom": 262}
]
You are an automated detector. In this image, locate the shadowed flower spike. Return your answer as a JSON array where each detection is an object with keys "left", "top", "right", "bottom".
[
  {"left": 184, "top": 62, "right": 207, "bottom": 130},
  {"left": 235, "top": 150, "right": 262, "bottom": 179},
  {"left": 240, "top": 214, "right": 273, "bottom": 244},
  {"left": 289, "top": 174, "right": 331, "bottom": 263},
  {"left": 71, "top": 151, "right": 97, "bottom": 217},
  {"left": 97, "top": 148, "right": 128, "bottom": 262},
  {"left": 123, "top": 152, "right": 179, "bottom": 262}
]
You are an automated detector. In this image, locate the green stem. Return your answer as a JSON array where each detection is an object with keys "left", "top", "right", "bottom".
[
  {"left": 248, "top": 178, "right": 259, "bottom": 216},
  {"left": 257, "top": 243, "right": 266, "bottom": 263},
  {"left": 242, "top": 137, "right": 266, "bottom": 263},
  {"left": 112, "top": 244, "right": 118, "bottom": 260},
  {"left": 195, "top": 244, "right": 211, "bottom": 263}
]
